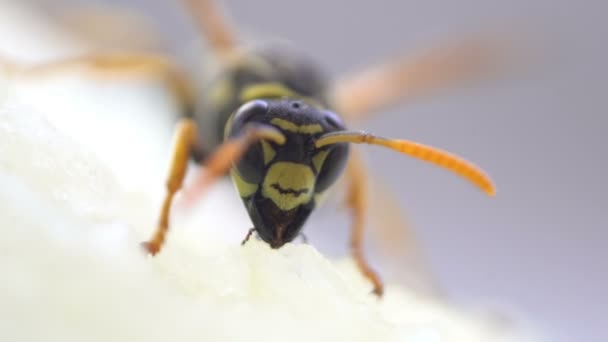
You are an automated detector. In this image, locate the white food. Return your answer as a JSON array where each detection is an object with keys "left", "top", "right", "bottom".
[{"left": 0, "top": 94, "right": 536, "bottom": 342}]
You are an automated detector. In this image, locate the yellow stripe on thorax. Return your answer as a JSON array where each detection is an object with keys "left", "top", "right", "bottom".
[
  {"left": 239, "top": 83, "right": 297, "bottom": 103},
  {"left": 239, "top": 82, "right": 325, "bottom": 109}
]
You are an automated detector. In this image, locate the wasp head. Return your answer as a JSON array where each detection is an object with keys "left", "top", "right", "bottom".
[{"left": 225, "top": 98, "right": 349, "bottom": 247}]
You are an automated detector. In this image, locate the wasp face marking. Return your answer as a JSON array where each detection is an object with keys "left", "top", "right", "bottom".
[
  {"left": 225, "top": 98, "right": 350, "bottom": 246},
  {"left": 260, "top": 140, "right": 276, "bottom": 165},
  {"left": 270, "top": 117, "right": 324, "bottom": 134},
  {"left": 262, "top": 162, "right": 315, "bottom": 211},
  {"left": 270, "top": 183, "right": 309, "bottom": 197},
  {"left": 231, "top": 168, "right": 258, "bottom": 197},
  {"left": 312, "top": 149, "right": 330, "bottom": 172}
]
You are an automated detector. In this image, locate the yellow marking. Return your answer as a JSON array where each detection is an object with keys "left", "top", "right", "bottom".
[
  {"left": 312, "top": 149, "right": 330, "bottom": 172},
  {"left": 209, "top": 77, "right": 234, "bottom": 110},
  {"left": 261, "top": 140, "right": 276, "bottom": 165},
  {"left": 229, "top": 53, "right": 275, "bottom": 78},
  {"left": 262, "top": 162, "right": 315, "bottom": 210},
  {"left": 314, "top": 191, "right": 328, "bottom": 206},
  {"left": 223, "top": 112, "right": 235, "bottom": 139},
  {"left": 270, "top": 118, "right": 324, "bottom": 134},
  {"left": 239, "top": 82, "right": 297, "bottom": 102},
  {"left": 230, "top": 168, "right": 258, "bottom": 198}
]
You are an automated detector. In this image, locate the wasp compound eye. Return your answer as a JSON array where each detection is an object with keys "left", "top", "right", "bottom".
[
  {"left": 226, "top": 100, "right": 270, "bottom": 140},
  {"left": 233, "top": 100, "right": 269, "bottom": 123},
  {"left": 322, "top": 110, "right": 344, "bottom": 129}
]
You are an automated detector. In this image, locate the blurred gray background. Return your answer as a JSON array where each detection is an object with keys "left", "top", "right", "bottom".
[{"left": 6, "top": 0, "right": 607, "bottom": 341}]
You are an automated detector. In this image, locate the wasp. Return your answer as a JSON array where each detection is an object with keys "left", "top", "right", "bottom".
[{"left": 8, "top": 0, "right": 497, "bottom": 296}]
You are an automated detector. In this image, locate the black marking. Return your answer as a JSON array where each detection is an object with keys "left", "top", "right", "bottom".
[
  {"left": 245, "top": 195, "right": 315, "bottom": 248},
  {"left": 271, "top": 183, "right": 309, "bottom": 197}
]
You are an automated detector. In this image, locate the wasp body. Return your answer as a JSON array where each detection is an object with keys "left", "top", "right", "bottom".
[
  {"left": 140, "top": 0, "right": 498, "bottom": 296},
  {"left": 13, "top": 0, "right": 500, "bottom": 296},
  {"left": 198, "top": 48, "right": 331, "bottom": 150},
  {"left": 194, "top": 48, "right": 348, "bottom": 248}
]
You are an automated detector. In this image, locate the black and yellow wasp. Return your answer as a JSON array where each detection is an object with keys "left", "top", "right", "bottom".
[{"left": 9, "top": 0, "right": 497, "bottom": 296}]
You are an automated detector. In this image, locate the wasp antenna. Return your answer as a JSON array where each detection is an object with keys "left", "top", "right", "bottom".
[
  {"left": 315, "top": 131, "right": 496, "bottom": 196},
  {"left": 244, "top": 124, "right": 287, "bottom": 146}
]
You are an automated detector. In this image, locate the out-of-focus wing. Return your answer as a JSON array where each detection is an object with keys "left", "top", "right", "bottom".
[
  {"left": 182, "top": 0, "right": 240, "bottom": 60},
  {"left": 3, "top": 52, "right": 195, "bottom": 114},
  {"left": 332, "top": 37, "right": 510, "bottom": 121},
  {"left": 367, "top": 177, "right": 443, "bottom": 295},
  {"left": 17, "top": 1, "right": 164, "bottom": 53}
]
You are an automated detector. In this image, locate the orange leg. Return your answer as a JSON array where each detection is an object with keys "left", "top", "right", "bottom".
[
  {"left": 143, "top": 122, "right": 285, "bottom": 254},
  {"left": 344, "top": 150, "right": 384, "bottom": 297},
  {"left": 5, "top": 53, "right": 195, "bottom": 115},
  {"left": 142, "top": 118, "right": 198, "bottom": 255}
]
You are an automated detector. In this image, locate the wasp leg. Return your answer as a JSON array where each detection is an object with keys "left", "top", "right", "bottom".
[
  {"left": 183, "top": 0, "right": 239, "bottom": 59},
  {"left": 332, "top": 38, "right": 505, "bottom": 120},
  {"left": 180, "top": 124, "right": 285, "bottom": 205},
  {"left": 298, "top": 232, "right": 309, "bottom": 244},
  {"left": 143, "top": 123, "right": 284, "bottom": 253},
  {"left": 6, "top": 53, "right": 195, "bottom": 115},
  {"left": 142, "top": 118, "right": 199, "bottom": 255},
  {"left": 241, "top": 228, "right": 256, "bottom": 245},
  {"left": 345, "top": 150, "right": 384, "bottom": 297}
]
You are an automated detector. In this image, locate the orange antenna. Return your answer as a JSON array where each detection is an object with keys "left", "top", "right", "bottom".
[{"left": 315, "top": 131, "right": 496, "bottom": 196}]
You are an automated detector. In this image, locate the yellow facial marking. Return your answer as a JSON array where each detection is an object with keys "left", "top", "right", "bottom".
[
  {"left": 261, "top": 140, "right": 276, "bottom": 165},
  {"left": 262, "top": 162, "right": 315, "bottom": 210},
  {"left": 230, "top": 168, "right": 258, "bottom": 198},
  {"left": 270, "top": 118, "right": 324, "bottom": 134},
  {"left": 239, "top": 83, "right": 297, "bottom": 103},
  {"left": 312, "top": 149, "right": 330, "bottom": 172}
]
